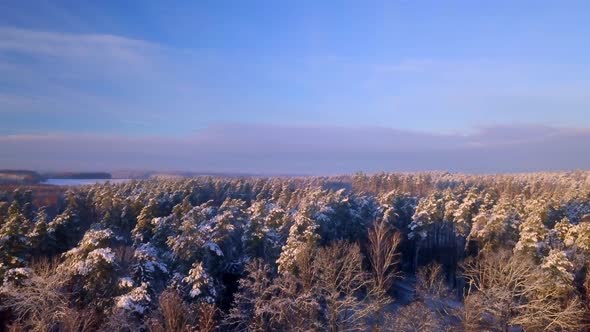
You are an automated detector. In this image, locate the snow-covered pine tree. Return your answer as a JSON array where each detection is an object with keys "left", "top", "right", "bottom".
[
  {"left": 48, "top": 191, "right": 83, "bottom": 253},
  {"left": 0, "top": 202, "right": 30, "bottom": 277},
  {"left": 27, "top": 208, "right": 50, "bottom": 257},
  {"left": 132, "top": 198, "right": 160, "bottom": 245},
  {"left": 58, "top": 228, "right": 118, "bottom": 308}
]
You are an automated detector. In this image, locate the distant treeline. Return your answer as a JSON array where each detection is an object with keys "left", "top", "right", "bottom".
[
  {"left": 0, "top": 170, "right": 42, "bottom": 184},
  {"left": 0, "top": 170, "right": 113, "bottom": 185},
  {"left": 43, "top": 172, "right": 112, "bottom": 180},
  {"left": 111, "top": 170, "right": 289, "bottom": 179}
]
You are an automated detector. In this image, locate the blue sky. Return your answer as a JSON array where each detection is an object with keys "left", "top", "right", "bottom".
[{"left": 1, "top": 1, "right": 590, "bottom": 173}]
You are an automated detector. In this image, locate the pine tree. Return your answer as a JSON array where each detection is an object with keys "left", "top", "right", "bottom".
[
  {"left": 182, "top": 261, "right": 216, "bottom": 302},
  {"left": 168, "top": 200, "right": 217, "bottom": 264},
  {"left": 0, "top": 202, "right": 29, "bottom": 274},
  {"left": 452, "top": 189, "right": 479, "bottom": 237},
  {"left": 409, "top": 193, "right": 444, "bottom": 270},
  {"left": 28, "top": 208, "right": 50, "bottom": 257},
  {"left": 409, "top": 193, "right": 444, "bottom": 241},
  {"left": 568, "top": 221, "right": 590, "bottom": 252},
  {"left": 515, "top": 213, "right": 548, "bottom": 256},
  {"left": 48, "top": 192, "right": 82, "bottom": 253},
  {"left": 58, "top": 228, "right": 118, "bottom": 308},
  {"left": 0, "top": 201, "right": 9, "bottom": 228},
  {"left": 172, "top": 196, "right": 193, "bottom": 219},
  {"left": 209, "top": 198, "right": 248, "bottom": 274},
  {"left": 19, "top": 190, "right": 34, "bottom": 222},
  {"left": 225, "top": 259, "right": 273, "bottom": 330},
  {"left": 541, "top": 249, "right": 575, "bottom": 296},
  {"left": 132, "top": 198, "right": 159, "bottom": 244},
  {"left": 244, "top": 200, "right": 269, "bottom": 259},
  {"left": 131, "top": 243, "right": 169, "bottom": 288},
  {"left": 467, "top": 197, "right": 521, "bottom": 252},
  {"left": 277, "top": 203, "right": 319, "bottom": 274}
]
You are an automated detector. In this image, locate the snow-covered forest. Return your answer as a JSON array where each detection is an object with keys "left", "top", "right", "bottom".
[{"left": 1, "top": 171, "right": 590, "bottom": 331}]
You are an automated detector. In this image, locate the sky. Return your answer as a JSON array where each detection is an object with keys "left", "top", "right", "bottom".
[{"left": 1, "top": 1, "right": 590, "bottom": 174}]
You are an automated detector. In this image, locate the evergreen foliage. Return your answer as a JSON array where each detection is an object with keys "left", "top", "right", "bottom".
[{"left": 1, "top": 172, "right": 590, "bottom": 330}]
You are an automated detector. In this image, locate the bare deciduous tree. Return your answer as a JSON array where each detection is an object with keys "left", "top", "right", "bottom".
[
  {"left": 384, "top": 301, "right": 442, "bottom": 332},
  {"left": 416, "top": 262, "right": 449, "bottom": 300},
  {"left": 461, "top": 250, "right": 587, "bottom": 331},
  {"left": 98, "top": 308, "right": 142, "bottom": 332},
  {"left": 225, "top": 259, "right": 273, "bottom": 331},
  {"left": 196, "top": 303, "right": 218, "bottom": 332},
  {"left": 59, "top": 308, "right": 100, "bottom": 332},
  {"left": 265, "top": 273, "right": 321, "bottom": 331},
  {"left": 368, "top": 219, "right": 402, "bottom": 297},
  {"left": 252, "top": 242, "right": 380, "bottom": 331},
  {"left": 314, "top": 242, "right": 374, "bottom": 332},
  {"left": 0, "top": 258, "right": 68, "bottom": 332},
  {"left": 148, "top": 290, "right": 195, "bottom": 332},
  {"left": 415, "top": 262, "right": 454, "bottom": 322}
]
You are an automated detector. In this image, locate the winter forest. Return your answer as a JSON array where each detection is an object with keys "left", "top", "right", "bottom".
[{"left": 1, "top": 172, "right": 590, "bottom": 331}]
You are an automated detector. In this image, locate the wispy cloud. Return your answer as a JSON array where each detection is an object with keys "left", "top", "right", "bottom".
[
  {"left": 0, "top": 27, "right": 175, "bottom": 127},
  {"left": 0, "top": 27, "right": 157, "bottom": 63},
  {"left": 2, "top": 27, "right": 590, "bottom": 136}
]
